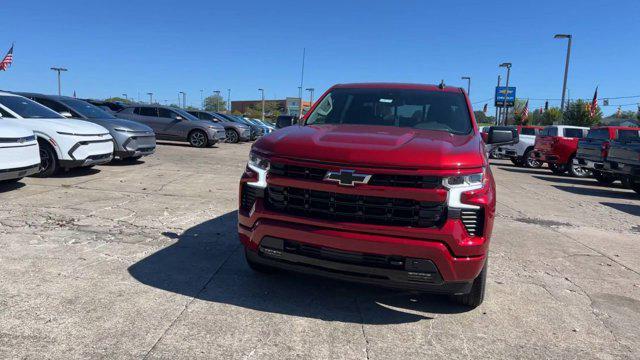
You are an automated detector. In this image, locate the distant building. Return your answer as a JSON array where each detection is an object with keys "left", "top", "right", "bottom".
[{"left": 231, "top": 98, "right": 311, "bottom": 117}]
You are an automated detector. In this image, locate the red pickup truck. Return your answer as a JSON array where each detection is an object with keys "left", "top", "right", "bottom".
[
  {"left": 575, "top": 126, "right": 640, "bottom": 185},
  {"left": 238, "top": 83, "right": 517, "bottom": 307},
  {"left": 533, "top": 125, "right": 590, "bottom": 177}
]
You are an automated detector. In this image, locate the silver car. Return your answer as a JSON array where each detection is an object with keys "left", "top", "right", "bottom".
[
  {"left": 117, "top": 105, "right": 226, "bottom": 148},
  {"left": 187, "top": 110, "right": 251, "bottom": 143},
  {"left": 18, "top": 93, "right": 156, "bottom": 161}
]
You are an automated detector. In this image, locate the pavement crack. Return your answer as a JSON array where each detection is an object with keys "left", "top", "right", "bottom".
[{"left": 354, "top": 296, "right": 370, "bottom": 360}]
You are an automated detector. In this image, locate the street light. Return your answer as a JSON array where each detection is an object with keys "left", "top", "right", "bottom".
[
  {"left": 147, "top": 92, "right": 153, "bottom": 104},
  {"left": 499, "top": 62, "right": 512, "bottom": 125},
  {"left": 305, "top": 88, "right": 315, "bottom": 107},
  {"left": 213, "top": 90, "right": 221, "bottom": 112},
  {"left": 200, "top": 89, "right": 204, "bottom": 110},
  {"left": 461, "top": 76, "right": 471, "bottom": 96},
  {"left": 227, "top": 89, "right": 231, "bottom": 114},
  {"left": 122, "top": 93, "right": 128, "bottom": 100},
  {"left": 179, "top": 91, "right": 186, "bottom": 108},
  {"left": 50, "top": 67, "right": 68, "bottom": 96},
  {"left": 554, "top": 34, "right": 572, "bottom": 115},
  {"left": 258, "top": 88, "right": 265, "bottom": 121}
]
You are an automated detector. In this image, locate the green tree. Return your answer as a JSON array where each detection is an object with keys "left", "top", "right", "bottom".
[
  {"left": 244, "top": 102, "right": 285, "bottom": 119},
  {"left": 204, "top": 94, "right": 227, "bottom": 112},
  {"left": 184, "top": 105, "right": 199, "bottom": 111},
  {"left": 535, "top": 107, "right": 563, "bottom": 126},
  {"left": 563, "top": 99, "right": 602, "bottom": 126},
  {"left": 614, "top": 110, "right": 639, "bottom": 120},
  {"left": 473, "top": 111, "right": 495, "bottom": 125},
  {"left": 105, "top": 97, "right": 131, "bottom": 104}
]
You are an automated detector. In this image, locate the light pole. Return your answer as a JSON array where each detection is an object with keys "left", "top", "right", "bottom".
[
  {"left": 179, "top": 91, "right": 186, "bottom": 108},
  {"left": 213, "top": 90, "right": 221, "bottom": 112},
  {"left": 306, "top": 88, "right": 315, "bottom": 107},
  {"left": 122, "top": 93, "right": 128, "bottom": 100},
  {"left": 494, "top": 75, "right": 501, "bottom": 125},
  {"left": 227, "top": 89, "right": 231, "bottom": 113},
  {"left": 258, "top": 88, "right": 265, "bottom": 121},
  {"left": 499, "top": 62, "right": 512, "bottom": 125},
  {"left": 50, "top": 67, "right": 68, "bottom": 96},
  {"left": 554, "top": 34, "right": 572, "bottom": 116},
  {"left": 200, "top": 89, "right": 204, "bottom": 110},
  {"left": 147, "top": 92, "right": 153, "bottom": 104},
  {"left": 461, "top": 76, "right": 471, "bottom": 96}
]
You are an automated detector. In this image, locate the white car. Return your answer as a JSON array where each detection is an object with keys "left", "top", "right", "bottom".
[
  {"left": 495, "top": 126, "right": 543, "bottom": 168},
  {"left": 0, "top": 122, "right": 40, "bottom": 183},
  {"left": 0, "top": 92, "right": 114, "bottom": 177}
]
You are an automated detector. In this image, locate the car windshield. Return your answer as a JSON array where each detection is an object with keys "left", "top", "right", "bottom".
[
  {"left": 0, "top": 95, "right": 64, "bottom": 119},
  {"left": 61, "top": 99, "right": 115, "bottom": 119},
  {"left": 305, "top": 88, "right": 473, "bottom": 134},
  {"left": 172, "top": 108, "right": 200, "bottom": 121}
]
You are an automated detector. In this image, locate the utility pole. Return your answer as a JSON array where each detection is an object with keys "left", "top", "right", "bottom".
[
  {"left": 299, "top": 48, "right": 306, "bottom": 119},
  {"left": 213, "top": 90, "right": 221, "bottom": 112},
  {"left": 179, "top": 91, "right": 186, "bottom": 108},
  {"left": 306, "top": 88, "right": 315, "bottom": 107},
  {"left": 122, "top": 93, "right": 128, "bottom": 100},
  {"left": 258, "top": 88, "right": 265, "bottom": 121},
  {"left": 461, "top": 76, "right": 471, "bottom": 96},
  {"left": 200, "top": 89, "right": 204, "bottom": 110},
  {"left": 499, "top": 63, "right": 512, "bottom": 125},
  {"left": 554, "top": 34, "right": 572, "bottom": 116},
  {"left": 495, "top": 75, "right": 501, "bottom": 125},
  {"left": 147, "top": 92, "right": 153, "bottom": 104},
  {"left": 50, "top": 67, "right": 68, "bottom": 96},
  {"left": 227, "top": 89, "right": 231, "bottom": 113}
]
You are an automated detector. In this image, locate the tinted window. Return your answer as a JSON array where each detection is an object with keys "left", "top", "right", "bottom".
[
  {"left": 32, "top": 97, "right": 69, "bottom": 113},
  {"left": 587, "top": 128, "right": 610, "bottom": 140},
  {"left": 618, "top": 129, "right": 640, "bottom": 140},
  {"left": 157, "top": 108, "right": 175, "bottom": 118},
  {"left": 520, "top": 127, "right": 538, "bottom": 136},
  {"left": 198, "top": 112, "right": 213, "bottom": 120},
  {"left": 0, "top": 95, "right": 64, "bottom": 119},
  {"left": 139, "top": 107, "right": 158, "bottom": 117},
  {"left": 564, "top": 128, "right": 585, "bottom": 138},
  {"left": 61, "top": 99, "right": 115, "bottom": 119},
  {"left": 306, "top": 88, "right": 472, "bottom": 134},
  {"left": 541, "top": 127, "right": 558, "bottom": 136}
]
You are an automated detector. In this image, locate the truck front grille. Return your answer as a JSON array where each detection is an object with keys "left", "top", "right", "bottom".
[
  {"left": 269, "top": 162, "right": 441, "bottom": 189},
  {"left": 266, "top": 185, "right": 445, "bottom": 228}
]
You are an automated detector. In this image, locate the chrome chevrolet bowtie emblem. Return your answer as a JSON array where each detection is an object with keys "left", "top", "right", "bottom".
[{"left": 324, "top": 169, "right": 372, "bottom": 186}]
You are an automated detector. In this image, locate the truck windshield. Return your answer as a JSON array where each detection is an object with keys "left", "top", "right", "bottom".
[
  {"left": 0, "top": 95, "right": 64, "bottom": 119},
  {"left": 305, "top": 88, "right": 472, "bottom": 134}
]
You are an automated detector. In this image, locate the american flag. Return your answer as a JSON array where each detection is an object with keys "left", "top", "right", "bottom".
[
  {"left": 0, "top": 44, "right": 14, "bottom": 71},
  {"left": 521, "top": 99, "right": 529, "bottom": 123},
  {"left": 590, "top": 86, "right": 598, "bottom": 118}
]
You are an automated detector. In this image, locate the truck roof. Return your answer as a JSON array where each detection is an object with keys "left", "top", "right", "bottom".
[{"left": 331, "top": 83, "right": 463, "bottom": 93}]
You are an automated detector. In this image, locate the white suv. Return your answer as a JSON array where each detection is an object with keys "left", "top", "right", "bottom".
[
  {"left": 0, "top": 122, "right": 40, "bottom": 183},
  {"left": 0, "top": 92, "right": 114, "bottom": 177}
]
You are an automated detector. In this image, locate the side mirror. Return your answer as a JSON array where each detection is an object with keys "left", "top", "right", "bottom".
[
  {"left": 175, "top": 115, "right": 183, "bottom": 121},
  {"left": 60, "top": 111, "right": 73, "bottom": 118},
  {"left": 276, "top": 117, "right": 295, "bottom": 129},
  {"left": 486, "top": 126, "right": 518, "bottom": 146}
]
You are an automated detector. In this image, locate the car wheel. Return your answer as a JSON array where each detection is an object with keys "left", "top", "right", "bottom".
[
  {"left": 549, "top": 163, "right": 566, "bottom": 175},
  {"left": 450, "top": 258, "right": 487, "bottom": 308},
  {"left": 33, "top": 141, "right": 59, "bottom": 178},
  {"left": 592, "top": 171, "right": 616, "bottom": 186},
  {"left": 226, "top": 129, "right": 240, "bottom": 143},
  {"left": 568, "top": 157, "right": 590, "bottom": 178},
  {"left": 188, "top": 130, "right": 208, "bottom": 148},
  {"left": 524, "top": 149, "right": 542, "bottom": 168},
  {"left": 245, "top": 248, "right": 276, "bottom": 274}
]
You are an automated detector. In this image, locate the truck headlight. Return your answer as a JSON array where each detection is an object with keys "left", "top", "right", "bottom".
[
  {"left": 247, "top": 151, "right": 270, "bottom": 188},
  {"left": 443, "top": 171, "right": 485, "bottom": 209}
]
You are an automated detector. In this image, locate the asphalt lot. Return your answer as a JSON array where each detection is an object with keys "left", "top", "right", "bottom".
[{"left": 1, "top": 141, "right": 639, "bottom": 359}]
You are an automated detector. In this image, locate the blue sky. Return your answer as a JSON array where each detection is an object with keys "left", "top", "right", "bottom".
[{"left": 0, "top": 0, "right": 638, "bottom": 115}]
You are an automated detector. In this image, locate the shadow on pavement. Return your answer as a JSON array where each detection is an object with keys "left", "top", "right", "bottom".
[
  {"left": 600, "top": 202, "right": 640, "bottom": 216},
  {"left": 103, "top": 159, "right": 145, "bottom": 166},
  {"left": 532, "top": 175, "right": 600, "bottom": 187},
  {"left": 156, "top": 141, "right": 219, "bottom": 149},
  {"left": 0, "top": 180, "right": 26, "bottom": 192},
  {"left": 552, "top": 185, "right": 638, "bottom": 200},
  {"left": 128, "top": 211, "right": 471, "bottom": 325},
  {"left": 50, "top": 167, "right": 101, "bottom": 178},
  {"left": 496, "top": 166, "right": 553, "bottom": 176}
]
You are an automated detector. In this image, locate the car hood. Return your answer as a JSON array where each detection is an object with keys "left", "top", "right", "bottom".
[
  {"left": 15, "top": 117, "right": 110, "bottom": 135},
  {"left": 0, "top": 122, "right": 34, "bottom": 138},
  {"left": 85, "top": 117, "right": 154, "bottom": 133},
  {"left": 253, "top": 124, "right": 486, "bottom": 170}
]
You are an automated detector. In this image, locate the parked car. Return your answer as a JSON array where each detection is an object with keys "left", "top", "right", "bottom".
[
  {"left": 495, "top": 125, "right": 543, "bottom": 167},
  {"left": 574, "top": 126, "right": 640, "bottom": 185},
  {"left": 533, "top": 125, "right": 590, "bottom": 177},
  {"left": 0, "top": 122, "right": 40, "bottom": 183},
  {"left": 247, "top": 118, "right": 275, "bottom": 135},
  {"left": 214, "top": 113, "right": 263, "bottom": 140},
  {"left": 275, "top": 115, "right": 298, "bottom": 129},
  {"left": 18, "top": 93, "right": 156, "bottom": 161},
  {"left": 603, "top": 129, "right": 640, "bottom": 194},
  {"left": 0, "top": 92, "right": 113, "bottom": 177},
  {"left": 238, "top": 83, "right": 517, "bottom": 307},
  {"left": 186, "top": 110, "right": 251, "bottom": 143},
  {"left": 116, "top": 105, "right": 226, "bottom": 147},
  {"left": 83, "top": 99, "right": 128, "bottom": 114}
]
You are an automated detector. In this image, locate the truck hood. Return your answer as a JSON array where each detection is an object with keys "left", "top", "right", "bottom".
[
  {"left": 85, "top": 117, "right": 153, "bottom": 133},
  {"left": 16, "top": 117, "right": 110, "bottom": 135},
  {"left": 254, "top": 124, "right": 485, "bottom": 170}
]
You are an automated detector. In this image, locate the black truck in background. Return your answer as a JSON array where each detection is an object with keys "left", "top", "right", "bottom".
[{"left": 604, "top": 129, "right": 640, "bottom": 194}]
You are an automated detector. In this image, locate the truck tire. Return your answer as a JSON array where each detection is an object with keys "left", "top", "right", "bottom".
[
  {"left": 568, "top": 156, "right": 590, "bottom": 178},
  {"left": 630, "top": 181, "right": 640, "bottom": 195},
  {"left": 549, "top": 163, "right": 567, "bottom": 175},
  {"left": 510, "top": 157, "right": 523, "bottom": 167},
  {"left": 593, "top": 171, "right": 616, "bottom": 186},
  {"left": 524, "top": 149, "right": 541, "bottom": 168},
  {"left": 450, "top": 258, "right": 487, "bottom": 308}
]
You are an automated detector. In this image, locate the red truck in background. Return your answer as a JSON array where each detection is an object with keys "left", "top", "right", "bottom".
[
  {"left": 575, "top": 126, "right": 640, "bottom": 185},
  {"left": 238, "top": 83, "right": 517, "bottom": 308},
  {"left": 533, "top": 125, "right": 590, "bottom": 177}
]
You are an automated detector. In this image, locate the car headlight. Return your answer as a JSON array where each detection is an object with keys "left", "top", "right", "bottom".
[
  {"left": 247, "top": 150, "right": 270, "bottom": 188},
  {"left": 442, "top": 171, "right": 485, "bottom": 209}
]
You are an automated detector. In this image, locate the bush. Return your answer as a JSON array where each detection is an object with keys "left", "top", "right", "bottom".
[{"left": 563, "top": 99, "right": 601, "bottom": 126}]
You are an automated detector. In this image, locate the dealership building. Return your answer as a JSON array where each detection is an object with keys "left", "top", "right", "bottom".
[{"left": 231, "top": 97, "right": 311, "bottom": 117}]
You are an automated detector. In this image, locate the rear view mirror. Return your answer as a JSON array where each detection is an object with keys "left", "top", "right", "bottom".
[
  {"left": 486, "top": 126, "right": 518, "bottom": 146},
  {"left": 60, "top": 111, "right": 73, "bottom": 118},
  {"left": 276, "top": 116, "right": 295, "bottom": 129}
]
